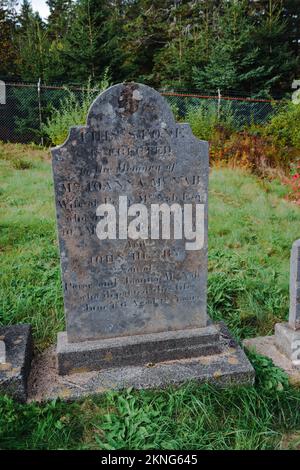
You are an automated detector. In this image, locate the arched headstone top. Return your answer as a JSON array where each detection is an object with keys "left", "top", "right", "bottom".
[
  {"left": 86, "top": 82, "right": 176, "bottom": 130},
  {"left": 54, "top": 82, "right": 201, "bottom": 152}
]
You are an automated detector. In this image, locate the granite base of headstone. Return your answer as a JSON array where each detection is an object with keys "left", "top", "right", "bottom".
[
  {"left": 29, "top": 82, "right": 254, "bottom": 401},
  {"left": 28, "top": 322, "right": 254, "bottom": 402},
  {"left": 0, "top": 324, "right": 33, "bottom": 402},
  {"left": 244, "top": 239, "right": 300, "bottom": 384}
]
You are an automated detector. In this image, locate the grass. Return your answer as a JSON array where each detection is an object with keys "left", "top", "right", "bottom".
[
  {"left": 1, "top": 362, "right": 300, "bottom": 450},
  {"left": 1, "top": 142, "right": 300, "bottom": 449}
]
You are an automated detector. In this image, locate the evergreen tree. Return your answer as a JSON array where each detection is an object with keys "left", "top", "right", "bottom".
[
  {"left": 0, "top": 0, "right": 298, "bottom": 95},
  {"left": 118, "top": 0, "right": 173, "bottom": 83},
  {"left": 62, "top": 0, "right": 111, "bottom": 83},
  {"left": 152, "top": 0, "right": 219, "bottom": 89},
  {"left": 101, "top": 0, "right": 127, "bottom": 83},
  {"left": 250, "top": 0, "right": 298, "bottom": 96},
  {"left": 47, "top": 0, "right": 72, "bottom": 38},
  {"left": 18, "top": 0, "right": 32, "bottom": 31},
  {"left": 192, "top": 1, "right": 257, "bottom": 93},
  {"left": 0, "top": 0, "right": 18, "bottom": 77},
  {"left": 282, "top": 0, "right": 300, "bottom": 57},
  {"left": 44, "top": 0, "right": 73, "bottom": 81},
  {"left": 17, "top": 10, "right": 49, "bottom": 80}
]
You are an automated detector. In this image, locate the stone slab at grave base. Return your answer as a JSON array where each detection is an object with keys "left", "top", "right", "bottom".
[
  {"left": 274, "top": 322, "right": 300, "bottom": 362},
  {"left": 244, "top": 331, "right": 300, "bottom": 386},
  {"left": 57, "top": 324, "right": 221, "bottom": 375},
  {"left": 0, "top": 324, "right": 33, "bottom": 402},
  {"left": 28, "top": 323, "right": 254, "bottom": 402}
]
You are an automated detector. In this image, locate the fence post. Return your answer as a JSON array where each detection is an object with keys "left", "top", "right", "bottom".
[
  {"left": 217, "top": 88, "right": 221, "bottom": 120},
  {"left": 37, "top": 78, "right": 44, "bottom": 146}
]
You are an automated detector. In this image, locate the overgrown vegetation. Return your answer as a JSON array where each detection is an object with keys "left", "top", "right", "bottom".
[
  {"left": 186, "top": 102, "right": 235, "bottom": 142},
  {"left": 43, "top": 72, "right": 110, "bottom": 145},
  {"left": 187, "top": 101, "right": 300, "bottom": 193},
  {"left": 263, "top": 101, "right": 300, "bottom": 149}
]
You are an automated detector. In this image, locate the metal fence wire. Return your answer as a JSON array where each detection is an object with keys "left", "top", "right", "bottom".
[{"left": 0, "top": 81, "right": 282, "bottom": 145}]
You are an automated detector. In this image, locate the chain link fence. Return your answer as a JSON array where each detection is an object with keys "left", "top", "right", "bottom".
[{"left": 0, "top": 81, "right": 282, "bottom": 145}]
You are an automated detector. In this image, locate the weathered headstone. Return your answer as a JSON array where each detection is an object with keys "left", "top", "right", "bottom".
[
  {"left": 53, "top": 83, "right": 208, "bottom": 343},
  {"left": 0, "top": 80, "right": 6, "bottom": 105},
  {"left": 289, "top": 239, "right": 300, "bottom": 330},
  {"left": 245, "top": 239, "right": 300, "bottom": 376},
  {"left": 0, "top": 325, "right": 33, "bottom": 402},
  {"left": 51, "top": 83, "right": 254, "bottom": 388},
  {"left": 0, "top": 340, "right": 5, "bottom": 363},
  {"left": 275, "top": 239, "right": 300, "bottom": 366}
]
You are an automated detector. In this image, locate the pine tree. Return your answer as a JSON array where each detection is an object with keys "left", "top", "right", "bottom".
[
  {"left": 152, "top": 0, "right": 219, "bottom": 89},
  {"left": 62, "top": 0, "right": 111, "bottom": 83},
  {"left": 192, "top": 0, "right": 256, "bottom": 93},
  {"left": 282, "top": 0, "right": 300, "bottom": 57},
  {"left": 46, "top": 0, "right": 72, "bottom": 38},
  {"left": 117, "top": 0, "right": 173, "bottom": 83},
  {"left": 101, "top": 0, "right": 127, "bottom": 83},
  {"left": 18, "top": 0, "right": 32, "bottom": 31},
  {"left": 0, "top": 0, "right": 298, "bottom": 94},
  {"left": 0, "top": 0, "right": 18, "bottom": 77},
  {"left": 43, "top": 0, "right": 73, "bottom": 81},
  {"left": 249, "top": 0, "right": 298, "bottom": 96},
  {"left": 17, "top": 10, "right": 49, "bottom": 80}
]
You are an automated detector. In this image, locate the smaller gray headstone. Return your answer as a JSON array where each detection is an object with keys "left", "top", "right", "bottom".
[
  {"left": 0, "top": 340, "right": 5, "bottom": 363},
  {"left": 0, "top": 324, "right": 33, "bottom": 402},
  {"left": 0, "top": 81, "right": 6, "bottom": 105},
  {"left": 289, "top": 239, "right": 300, "bottom": 330}
]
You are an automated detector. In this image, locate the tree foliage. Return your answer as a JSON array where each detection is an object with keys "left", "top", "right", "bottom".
[{"left": 0, "top": 0, "right": 299, "bottom": 96}]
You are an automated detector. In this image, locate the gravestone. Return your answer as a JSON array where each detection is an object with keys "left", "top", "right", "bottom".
[
  {"left": 53, "top": 83, "right": 208, "bottom": 343},
  {"left": 50, "top": 83, "right": 254, "bottom": 390},
  {"left": 289, "top": 239, "right": 300, "bottom": 330},
  {"left": 0, "top": 340, "right": 5, "bottom": 363},
  {"left": 0, "top": 324, "right": 33, "bottom": 402},
  {"left": 244, "top": 239, "right": 300, "bottom": 378},
  {"left": 0, "top": 80, "right": 6, "bottom": 105},
  {"left": 275, "top": 239, "right": 300, "bottom": 365}
]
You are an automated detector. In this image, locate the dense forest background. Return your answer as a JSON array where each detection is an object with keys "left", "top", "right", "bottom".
[{"left": 0, "top": 0, "right": 300, "bottom": 97}]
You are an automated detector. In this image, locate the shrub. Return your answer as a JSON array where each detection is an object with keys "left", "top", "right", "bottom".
[
  {"left": 186, "top": 101, "right": 235, "bottom": 141},
  {"left": 264, "top": 101, "right": 300, "bottom": 149},
  {"left": 186, "top": 102, "right": 218, "bottom": 140},
  {"left": 210, "top": 130, "right": 298, "bottom": 176},
  {"left": 281, "top": 160, "right": 300, "bottom": 205},
  {"left": 43, "top": 71, "right": 110, "bottom": 145}
]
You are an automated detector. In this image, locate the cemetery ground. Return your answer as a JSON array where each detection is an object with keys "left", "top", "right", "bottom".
[{"left": 1, "top": 141, "right": 300, "bottom": 450}]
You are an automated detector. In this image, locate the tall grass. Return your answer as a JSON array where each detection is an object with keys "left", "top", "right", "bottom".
[
  {"left": 186, "top": 101, "right": 235, "bottom": 140},
  {"left": 43, "top": 71, "right": 110, "bottom": 145}
]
